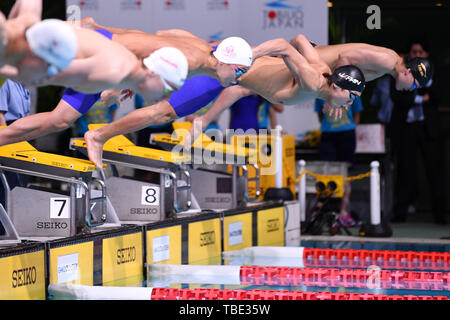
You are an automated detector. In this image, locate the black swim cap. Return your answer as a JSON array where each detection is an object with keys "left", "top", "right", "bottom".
[
  {"left": 329, "top": 65, "right": 366, "bottom": 93},
  {"left": 404, "top": 56, "right": 433, "bottom": 88}
]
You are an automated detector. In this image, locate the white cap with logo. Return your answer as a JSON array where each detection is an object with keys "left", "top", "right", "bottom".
[
  {"left": 25, "top": 19, "right": 78, "bottom": 76},
  {"left": 213, "top": 37, "right": 253, "bottom": 67},
  {"left": 143, "top": 47, "right": 189, "bottom": 90}
]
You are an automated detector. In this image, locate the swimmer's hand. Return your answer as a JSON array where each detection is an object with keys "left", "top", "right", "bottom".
[
  {"left": 120, "top": 89, "right": 134, "bottom": 102},
  {"left": 100, "top": 89, "right": 134, "bottom": 107},
  {"left": 323, "top": 104, "right": 349, "bottom": 120}
]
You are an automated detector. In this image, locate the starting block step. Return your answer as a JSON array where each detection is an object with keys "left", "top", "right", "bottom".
[
  {"left": 70, "top": 124, "right": 191, "bottom": 170},
  {"left": 0, "top": 131, "right": 114, "bottom": 240},
  {"left": 0, "top": 139, "right": 97, "bottom": 179}
]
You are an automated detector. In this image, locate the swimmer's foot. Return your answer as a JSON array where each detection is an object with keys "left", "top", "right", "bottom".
[
  {"left": 80, "top": 17, "right": 98, "bottom": 29},
  {"left": 84, "top": 130, "right": 105, "bottom": 169}
]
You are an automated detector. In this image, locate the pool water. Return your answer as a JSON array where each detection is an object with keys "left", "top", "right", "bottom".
[{"left": 49, "top": 241, "right": 450, "bottom": 300}]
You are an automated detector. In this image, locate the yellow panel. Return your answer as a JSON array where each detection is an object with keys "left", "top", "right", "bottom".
[
  {"left": 188, "top": 219, "right": 221, "bottom": 265},
  {"left": 172, "top": 122, "right": 192, "bottom": 131},
  {"left": 49, "top": 242, "right": 94, "bottom": 286},
  {"left": 257, "top": 207, "right": 285, "bottom": 246},
  {"left": 0, "top": 77, "right": 6, "bottom": 87},
  {"left": 102, "top": 233, "right": 144, "bottom": 285},
  {"left": 0, "top": 250, "right": 46, "bottom": 300},
  {"left": 147, "top": 226, "right": 182, "bottom": 265},
  {"left": 223, "top": 213, "right": 253, "bottom": 252},
  {"left": 232, "top": 135, "right": 296, "bottom": 200}
]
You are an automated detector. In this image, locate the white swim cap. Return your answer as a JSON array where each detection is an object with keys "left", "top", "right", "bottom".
[
  {"left": 213, "top": 37, "right": 253, "bottom": 67},
  {"left": 25, "top": 19, "right": 78, "bottom": 76},
  {"left": 143, "top": 47, "right": 189, "bottom": 90}
]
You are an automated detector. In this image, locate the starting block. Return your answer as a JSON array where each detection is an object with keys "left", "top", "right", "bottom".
[
  {"left": 70, "top": 124, "right": 193, "bottom": 222},
  {"left": 151, "top": 123, "right": 260, "bottom": 210},
  {"left": 0, "top": 132, "right": 118, "bottom": 241}
]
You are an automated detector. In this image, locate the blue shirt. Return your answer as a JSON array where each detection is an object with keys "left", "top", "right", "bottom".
[
  {"left": 0, "top": 80, "right": 31, "bottom": 122},
  {"left": 258, "top": 100, "right": 271, "bottom": 130},
  {"left": 315, "top": 97, "right": 363, "bottom": 133},
  {"left": 229, "top": 95, "right": 264, "bottom": 131}
]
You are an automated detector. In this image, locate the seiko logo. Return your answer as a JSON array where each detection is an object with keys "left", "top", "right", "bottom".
[
  {"left": 200, "top": 231, "right": 216, "bottom": 247},
  {"left": 267, "top": 218, "right": 280, "bottom": 232},
  {"left": 130, "top": 208, "right": 159, "bottom": 215},
  {"left": 117, "top": 247, "right": 136, "bottom": 265},
  {"left": 205, "top": 197, "right": 231, "bottom": 203},
  {"left": 338, "top": 73, "right": 362, "bottom": 85},
  {"left": 37, "top": 222, "right": 68, "bottom": 229},
  {"left": 12, "top": 267, "right": 37, "bottom": 288}
]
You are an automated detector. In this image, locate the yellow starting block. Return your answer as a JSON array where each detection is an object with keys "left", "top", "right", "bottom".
[
  {"left": 0, "top": 138, "right": 98, "bottom": 178},
  {"left": 0, "top": 130, "right": 113, "bottom": 241},
  {"left": 70, "top": 124, "right": 194, "bottom": 222},
  {"left": 71, "top": 124, "right": 191, "bottom": 169},
  {"left": 151, "top": 122, "right": 261, "bottom": 210},
  {"left": 151, "top": 122, "right": 257, "bottom": 164}
]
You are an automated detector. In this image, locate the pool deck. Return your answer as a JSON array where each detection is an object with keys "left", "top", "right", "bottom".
[{"left": 302, "top": 212, "right": 450, "bottom": 245}]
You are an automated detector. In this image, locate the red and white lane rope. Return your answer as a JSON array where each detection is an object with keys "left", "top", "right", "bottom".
[
  {"left": 223, "top": 247, "right": 450, "bottom": 270},
  {"left": 149, "top": 264, "right": 450, "bottom": 291},
  {"left": 48, "top": 284, "right": 449, "bottom": 301}
]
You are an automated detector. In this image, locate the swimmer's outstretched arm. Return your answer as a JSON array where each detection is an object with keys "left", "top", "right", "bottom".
[
  {"left": 334, "top": 46, "right": 398, "bottom": 81},
  {"left": 155, "top": 29, "right": 198, "bottom": 38},
  {"left": 252, "top": 37, "right": 324, "bottom": 90},
  {"left": 289, "top": 34, "right": 326, "bottom": 66},
  {"left": 77, "top": 17, "right": 145, "bottom": 34},
  {"left": 190, "top": 86, "right": 252, "bottom": 141}
]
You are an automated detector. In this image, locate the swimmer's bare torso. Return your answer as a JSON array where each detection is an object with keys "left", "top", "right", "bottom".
[
  {"left": 43, "top": 27, "right": 140, "bottom": 93},
  {"left": 237, "top": 55, "right": 328, "bottom": 105}
]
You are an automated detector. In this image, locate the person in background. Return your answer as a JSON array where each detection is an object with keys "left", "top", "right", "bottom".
[
  {"left": 389, "top": 39, "right": 445, "bottom": 224},
  {"left": 76, "top": 94, "right": 119, "bottom": 137},
  {"left": 229, "top": 90, "right": 284, "bottom": 132},
  {"left": 0, "top": 79, "right": 31, "bottom": 210},
  {"left": 184, "top": 95, "right": 223, "bottom": 141},
  {"left": 315, "top": 96, "right": 364, "bottom": 227}
]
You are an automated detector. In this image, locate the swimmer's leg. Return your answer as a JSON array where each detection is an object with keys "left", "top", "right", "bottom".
[
  {"left": 0, "top": 99, "right": 81, "bottom": 146},
  {"left": 84, "top": 100, "right": 178, "bottom": 168},
  {"left": 79, "top": 17, "right": 145, "bottom": 34}
]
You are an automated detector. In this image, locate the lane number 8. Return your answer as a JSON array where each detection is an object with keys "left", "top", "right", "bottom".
[{"left": 141, "top": 186, "right": 160, "bottom": 206}]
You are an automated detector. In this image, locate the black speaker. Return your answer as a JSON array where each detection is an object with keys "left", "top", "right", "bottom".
[{"left": 264, "top": 187, "right": 294, "bottom": 201}]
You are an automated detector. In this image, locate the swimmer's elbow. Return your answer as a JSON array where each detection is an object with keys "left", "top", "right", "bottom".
[
  {"left": 290, "top": 34, "right": 308, "bottom": 47},
  {"left": 337, "top": 52, "right": 354, "bottom": 66}
]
